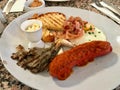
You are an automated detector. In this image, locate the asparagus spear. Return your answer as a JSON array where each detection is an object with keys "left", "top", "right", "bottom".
[{"left": 11, "top": 42, "right": 62, "bottom": 73}]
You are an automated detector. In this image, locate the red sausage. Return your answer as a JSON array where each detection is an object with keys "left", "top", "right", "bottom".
[{"left": 49, "top": 41, "right": 112, "bottom": 80}]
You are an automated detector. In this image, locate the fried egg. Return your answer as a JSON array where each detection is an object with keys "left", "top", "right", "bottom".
[{"left": 70, "top": 27, "right": 106, "bottom": 45}]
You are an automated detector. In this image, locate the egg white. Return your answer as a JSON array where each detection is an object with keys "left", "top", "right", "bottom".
[{"left": 70, "top": 27, "right": 106, "bottom": 45}]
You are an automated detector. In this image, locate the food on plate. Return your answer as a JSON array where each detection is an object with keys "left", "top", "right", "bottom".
[
  {"left": 11, "top": 12, "right": 112, "bottom": 81},
  {"left": 56, "top": 39, "right": 75, "bottom": 47},
  {"left": 57, "top": 16, "right": 87, "bottom": 39},
  {"left": 29, "top": 0, "right": 42, "bottom": 7},
  {"left": 42, "top": 28, "right": 55, "bottom": 42},
  {"left": 29, "top": 13, "right": 106, "bottom": 44},
  {"left": 55, "top": 16, "right": 105, "bottom": 41},
  {"left": 53, "top": 16, "right": 106, "bottom": 46},
  {"left": 26, "top": 23, "right": 40, "bottom": 32},
  {"left": 70, "top": 27, "right": 106, "bottom": 45},
  {"left": 29, "top": 12, "right": 66, "bottom": 31},
  {"left": 49, "top": 41, "right": 112, "bottom": 80},
  {"left": 11, "top": 42, "right": 61, "bottom": 73},
  {"left": 41, "top": 16, "right": 106, "bottom": 44}
]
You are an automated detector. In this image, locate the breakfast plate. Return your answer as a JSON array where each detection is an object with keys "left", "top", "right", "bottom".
[{"left": 0, "top": 7, "right": 120, "bottom": 90}]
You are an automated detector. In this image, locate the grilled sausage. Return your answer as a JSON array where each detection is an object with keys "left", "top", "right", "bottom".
[{"left": 49, "top": 41, "right": 112, "bottom": 80}]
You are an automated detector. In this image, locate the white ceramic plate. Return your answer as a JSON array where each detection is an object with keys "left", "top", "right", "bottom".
[{"left": 0, "top": 7, "right": 120, "bottom": 90}]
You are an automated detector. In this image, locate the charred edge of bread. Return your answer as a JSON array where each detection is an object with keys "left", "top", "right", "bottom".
[{"left": 28, "top": 13, "right": 39, "bottom": 20}]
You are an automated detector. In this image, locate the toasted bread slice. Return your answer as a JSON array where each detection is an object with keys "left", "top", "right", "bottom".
[{"left": 37, "top": 12, "right": 66, "bottom": 31}]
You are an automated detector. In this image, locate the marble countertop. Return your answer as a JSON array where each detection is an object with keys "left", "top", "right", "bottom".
[{"left": 0, "top": 0, "right": 120, "bottom": 90}]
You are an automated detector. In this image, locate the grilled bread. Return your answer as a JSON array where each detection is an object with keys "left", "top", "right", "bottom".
[
  {"left": 29, "top": 12, "right": 66, "bottom": 31},
  {"left": 38, "top": 12, "right": 66, "bottom": 31}
]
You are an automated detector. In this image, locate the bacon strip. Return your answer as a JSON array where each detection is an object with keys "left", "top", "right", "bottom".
[
  {"left": 49, "top": 41, "right": 112, "bottom": 80},
  {"left": 57, "top": 16, "right": 87, "bottom": 40}
]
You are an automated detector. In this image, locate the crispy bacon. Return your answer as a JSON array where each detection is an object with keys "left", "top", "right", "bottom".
[
  {"left": 49, "top": 41, "right": 112, "bottom": 80},
  {"left": 57, "top": 16, "right": 87, "bottom": 39}
]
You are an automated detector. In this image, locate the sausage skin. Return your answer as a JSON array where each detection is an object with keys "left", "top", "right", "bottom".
[{"left": 49, "top": 41, "right": 112, "bottom": 80}]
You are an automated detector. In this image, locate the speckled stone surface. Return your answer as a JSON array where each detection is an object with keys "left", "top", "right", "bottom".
[{"left": 0, "top": 0, "right": 120, "bottom": 90}]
